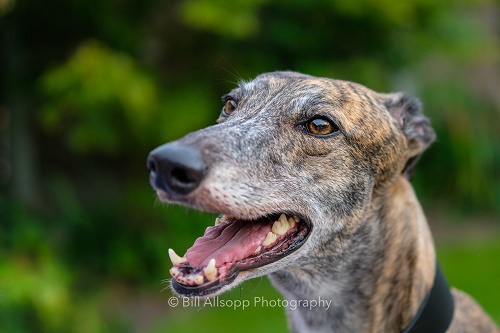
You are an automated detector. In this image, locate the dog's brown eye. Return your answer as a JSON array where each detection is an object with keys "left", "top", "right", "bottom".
[
  {"left": 222, "top": 99, "right": 237, "bottom": 116},
  {"left": 306, "top": 117, "right": 338, "bottom": 137}
]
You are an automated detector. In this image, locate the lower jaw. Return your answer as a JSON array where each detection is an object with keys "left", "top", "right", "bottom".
[{"left": 171, "top": 271, "right": 239, "bottom": 297}]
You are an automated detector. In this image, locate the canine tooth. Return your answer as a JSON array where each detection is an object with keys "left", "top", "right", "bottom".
[
  {"left": 168, "top": 248, "right": 187, "bottom": 266},
  {"left": 204, "top": 258, "right": 217, "bottom": 281},
  {"left": 194, "top": 274, "right": 204, "bottom": 285},
  {"left": 215, "top": 217, "right": 223, "bottom": 225},
  {"left": 222, "top": 215, "right": 233, "bottom": 221},
  {"left": 169, "top": 267, "right": 180, "bottom": 278},
  {"left": 254, "top": 246, "right": 262, "bottom": 254},
  {"left": 263, "top": 231, "right": 277, "bottom": 246}
]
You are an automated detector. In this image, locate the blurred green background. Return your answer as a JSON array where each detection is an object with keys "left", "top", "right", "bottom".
[{"left": 0, "top": 0, "right": 498, "bottom": 332}]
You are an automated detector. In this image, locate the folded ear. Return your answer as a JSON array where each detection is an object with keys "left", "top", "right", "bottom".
[{"left": 383, "top": 93, "right": 436, "bottom": 179}]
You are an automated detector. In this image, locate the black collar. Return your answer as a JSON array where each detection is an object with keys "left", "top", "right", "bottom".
[{"left": 402, "top": 262, "right": 455, "bottom": 333}]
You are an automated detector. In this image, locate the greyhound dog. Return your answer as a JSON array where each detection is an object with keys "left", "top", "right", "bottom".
[{"left": 147, "top": 72, "right": 498, "bottom": 332}]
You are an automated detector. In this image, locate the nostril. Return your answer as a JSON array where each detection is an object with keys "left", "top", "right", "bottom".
[
  {"left": 147, "top": 156, "right": 157, "bottom": 173},
  {"left": 171, "top": 167, "right": 196, "bottom": 185}
]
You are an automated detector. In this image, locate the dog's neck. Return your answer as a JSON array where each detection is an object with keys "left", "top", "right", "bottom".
[{"left": 270, "top": 176, "right": 436, "bottom": 333}]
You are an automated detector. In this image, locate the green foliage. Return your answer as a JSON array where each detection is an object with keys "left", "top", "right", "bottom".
[
  {"left": 179, "top": 0, "right": 266, "bottom": 38},
  {"left": 39, "top": 40, "right": 217, "bottom": 154},
  {"left": 0, "top": 201, "right": 110, "bottom": 333},
  {"left": 0, "top": 253, "right": 71, "bottom": 330},
  {"left": 39, "top": 41, "right": 163, "bottom": 154}
]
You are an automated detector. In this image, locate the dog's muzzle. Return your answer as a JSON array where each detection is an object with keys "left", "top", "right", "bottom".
[
  {"left": 147, "top": 143, "right": 207, "bottom": 195},
  {"left": 146, "top": 142, "right": 312, "bottom": 298}
]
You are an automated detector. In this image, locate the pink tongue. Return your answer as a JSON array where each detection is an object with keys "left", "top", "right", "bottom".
[{"left": 185, "top": 219, "right": 273, "bottom": 267}]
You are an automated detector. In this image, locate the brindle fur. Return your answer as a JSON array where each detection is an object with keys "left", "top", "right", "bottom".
[{"left": 152, "top": 72, "right": 498, "bottom": 332}]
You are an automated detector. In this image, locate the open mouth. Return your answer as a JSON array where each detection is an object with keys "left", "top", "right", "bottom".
[{"left": 168, "top": 213, "right": 311, "bottom": 297}]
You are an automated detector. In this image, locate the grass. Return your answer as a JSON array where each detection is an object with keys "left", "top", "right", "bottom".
[
  {"left": 438, "top": 239, "right": 500, "bottom": 324},
  {"left": 149, "top": 278, "right": 288, "bottom": 333}
]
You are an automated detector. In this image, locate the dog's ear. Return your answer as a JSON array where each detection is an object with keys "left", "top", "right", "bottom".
[{"left": 383, "top": 93, "right": 436, "bottom": 179}]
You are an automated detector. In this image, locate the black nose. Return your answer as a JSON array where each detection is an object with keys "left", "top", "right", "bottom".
[{"left": 147, "top": 143, "right": 207, "bottom": 195}]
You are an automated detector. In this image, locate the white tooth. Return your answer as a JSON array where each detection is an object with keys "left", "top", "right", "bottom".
[
  {"left": 272, "top": 214, "right": 290, "bottom": 235},
  {"left": 263, "top": 231, "right": 277, "bottom": 246},
  {"left": 271, "top": 220, "right": 282, "bottom": 235},
  {"left": 215, "top": 217, "right": 223, "bottom": 225},
  {"left": 194, "top": 274, "right": 204, "bottom": 285},
  {"left": 169, "top": 267, "right": 180, "bottom": 278},
  {"left": 253, "top": 246, "right": 262, "bottom": 254},
  {"left": 288, "top": 217, "right": 296, "bottom": 228},
  {"left": 293, "top": 216, "right": 300, "bottom": 223},
  {"left": 168, "top": 248, "right": 187, "bottom": 266},
  {"left": 204, "top": 258, "right": 217, "bottom": 281},
  {"left": 222, "top": 215, "right": 233, "bottom": 221}
]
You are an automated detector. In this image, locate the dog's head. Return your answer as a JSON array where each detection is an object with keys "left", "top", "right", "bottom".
[{"left": 147, "top": 71, "right": 435, "bottom": 297}]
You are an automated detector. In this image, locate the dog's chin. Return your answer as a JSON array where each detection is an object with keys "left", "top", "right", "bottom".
[
  {"left": 165, "top": 206, "right": 312, "bottom": 298},
  {"left": 170, "top": 267, "right": 264, "bottom": 298}
]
